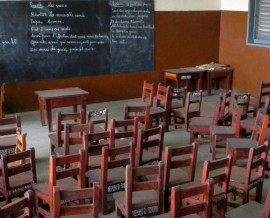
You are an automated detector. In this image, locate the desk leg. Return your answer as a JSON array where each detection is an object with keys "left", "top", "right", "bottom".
[
  {"left": 45, "top": 101, "right": 52, "bottom": 132},
  {"left": 38, "top": 98, "right": 46, "bottom": 126},
  {"left": 81, "top": 97, "right": 87, "bottom": 112},
  {"left": 197, "top": 74, "right": 203, "bottom": 91},
  {"left": 207, "top": 75, "right": 212, "bottom": 96},
  {"left": 215, "top": 78, "right": 220, "bottom": 90},
  {"left": 72, "top": 104, "right": 78, "bottom": 113},
  {"left": 226, "top": 71, "right": 233, "bottom": 92}
]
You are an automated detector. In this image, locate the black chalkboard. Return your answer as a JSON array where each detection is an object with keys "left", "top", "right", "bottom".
[{"left": 0, "top": 0, "right": 154, "bottom": 83}]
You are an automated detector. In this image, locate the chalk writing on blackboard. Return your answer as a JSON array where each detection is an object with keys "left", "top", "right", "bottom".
[
  {"left": 110, "top": 0, "right": 154, "bottom": 45},
  {"left": 28, "top": 1, "right": 110, "bottom": 54},
  {"left": 0, "top": 37, "right": 17, "bottom": 49},
  {"left": 0, "top": 0, "right": 154, "bottom": 83}
]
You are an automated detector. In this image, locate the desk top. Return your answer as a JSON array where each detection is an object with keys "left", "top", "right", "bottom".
[
  {"left": 163, "top": 67, "right": 205, "bottom": 74},
  {"left": 163, "top": 63, "right": 233, "bottom": 75},
  {"left": 34, "top": 87, "right": 89, "bottom": 99}
]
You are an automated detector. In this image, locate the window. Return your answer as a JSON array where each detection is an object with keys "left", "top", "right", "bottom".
[{"left": 247, "top": 0, "right": 270, "bottom": 47}]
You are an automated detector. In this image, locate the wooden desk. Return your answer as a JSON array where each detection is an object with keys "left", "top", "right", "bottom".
[
  {"left": 163, "top": 64, "right": 233, "bottom": 95},
  {"left": 35, "top": 87, "right": 89, "bottom": 132},
  {"left": 163, "top": 67, "right": 204, "bottom": 91}
]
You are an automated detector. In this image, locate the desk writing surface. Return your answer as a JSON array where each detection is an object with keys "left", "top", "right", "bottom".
[
  {"left": 34, "top": 87, "right": 89, "bottom": 99},
  {"left": 163, "top": 67, "right": 205, "bottom": 74}
]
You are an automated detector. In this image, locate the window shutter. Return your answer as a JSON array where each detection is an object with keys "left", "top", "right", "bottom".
[{"left": 254, "top": 0, "right": 270, "bottom": 42}]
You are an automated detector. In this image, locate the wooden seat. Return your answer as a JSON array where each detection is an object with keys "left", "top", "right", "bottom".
[
  {"left": 149, "top": 83, "right": 171, "bottom": 132},
  {"left": 88, "top": 108, "right": 109, "bottom": 133},
  {"left": 184, "top": 156, "right": 232, "bottom": 218},
  {"left": 0, "top": 147, "right": 37, "bottom": 204},
  {"left": 249, "top": 81, "right": 270, "bottom": 117},
  {"left": 226, "top": 108, "right": 269, "bottom": 165},
  {"left": 135, "top": 125, "right": 164, "bottom": 166},
  {"left": 226, "top": 186, "right": 270, "bottom": 218},
  {"left": 173, "top": 90, "right": 203, "bottom": 131},
  {"left": 113, "top": 162, "right": 165, "bottom": 217},
  {"left": 54, "top": 122, "right": 91, "bottom": 156},
  {"left": 123, "top": 103, "right": 150, "bottom": 130},
  {"left": 48, "top": 109, "right": 86, "bottom": 154},
  {"left": 209, "top": 104, "right": 242, "bottom": 160},
  {"left": 87, "top": 144, "right": 134, "bottom": 214},
  {"left": 189, "top": 96, "right": 223, "bottom": 144},
  {"left": 0, "top": 115, "right": 21, "bottom": 156},
  {"left": 163, "top": 143, "right": 198, "bottom": 212},
  {"left": 0, "top": 83, "right": 5, "bottom": 119},
  {"left": 152, "top": 179, "right": 214, "bottom": 218},
  {"left": 110, "top": 117, "right": 138, "bottom": 148},
  {"left": 228, "top": 143, "right": 268, "bottom": 205},
  {"left": 0, "top": 190, "right": 35, "bottom": 218},
  {"left": 33, "top": 149, "right": 86, "bottom": 216},
  {"left": 50, "top": 184, "right": 99, "bottom": 218},
  {"left": 83, "top": 130, "right": 113, "bottom": 171}
]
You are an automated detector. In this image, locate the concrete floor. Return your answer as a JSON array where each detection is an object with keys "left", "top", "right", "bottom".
[{"left": 4, "top": 89, "right": 270, "bottom": 217}]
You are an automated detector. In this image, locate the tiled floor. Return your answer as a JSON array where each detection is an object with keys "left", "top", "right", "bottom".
[{"left": 2, "top": 89, "right": 270, "bottom": 217}]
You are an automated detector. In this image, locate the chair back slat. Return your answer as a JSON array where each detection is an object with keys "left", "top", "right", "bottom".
[
  {"left": 63, "top": 123, "right": 91, "bottom": 155},
  {"left": 0, "top": 190, "right": 35, "bottom": 218},
  {"left": 123, "top": 104, "right": 150, "bottom": 129},
  {"left": 50, "top": 109, "right": 86, "bottom": 153},
  {"left": 124, "top": 162, "right": 164, "bottom": 217},
  {"left": 50, "top": 149, "right": 86, "bottom": 188},
  {"left": 135, "top": 125, "right": 164, "bottom": 166},
  {"left": 0, "top": 115, "right": 21, "bottom": 156},
  {"left": 220, "top": 90, "right": 232, "bottom": 125},
  {"left": 251, "top": 108, "right": 269, "bottom": 146},
  {"left": 1, "top": 148, "right": 37, "bottom": 203},
  {"left": 53, "top": 183, "right": 99, "bottom": 218},
  {"left": 156, "top": 83, "right": 171, "bottom": 111},
  {"left": 171, "top": 179, "right": 214, "bottom": 218},
  {"left": 142, "top": 80, "right": 154, "bottom": 107},
  {"left": 246, "top": 143, "right": 268, "bottom": 183},
  {"left": 201, "top": 155, "right": 232, "bottom": 193}
]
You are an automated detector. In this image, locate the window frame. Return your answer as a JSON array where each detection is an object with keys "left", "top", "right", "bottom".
[{"left": 247, "top": 0, "right": 270, "bottom": 48}]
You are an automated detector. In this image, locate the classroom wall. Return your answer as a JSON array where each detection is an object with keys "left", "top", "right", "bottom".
[
  {"left": 5, "top": 2, "right": 221, "bottom": 113},
  {"left": 219, "top": 0, "right": 270, "bottom": 96},
  {"left": 8, "top": 0, "right": 266, "bottom": 114}
]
